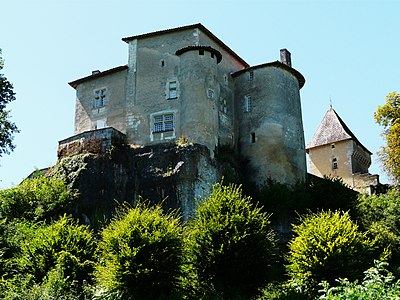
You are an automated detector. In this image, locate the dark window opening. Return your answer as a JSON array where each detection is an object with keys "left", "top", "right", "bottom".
[
  {"left": 331, "top": 144, "right": 335, "bottom": 149},
  {"left": 332, "top": 158, "right": 338, "bottom": 169},
  {"left": 251, "top": 132, "right": 256, "bottom": 143},
  {"left": 199, "top": 50, "right": 204, "bottom": 55},
  {"left": 160, "top": 60, "right": 165, "bottom": 67},
  {"left": 249, "top": 70, "right": 254, "bottom": 81},
  {"left": 211, "top": 53, "right": 214, "bottom": 58}
]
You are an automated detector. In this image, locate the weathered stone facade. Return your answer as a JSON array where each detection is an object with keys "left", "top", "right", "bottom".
[
  {"left": 67, "top": 24, "right": 306, "bottom": 187},
  {"left": 306, "top": 107, "right": 381, "bottom": 193}
]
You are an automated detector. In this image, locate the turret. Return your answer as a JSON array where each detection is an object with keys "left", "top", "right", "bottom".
[{"left": 176, "top": 46, "right": 222, "bottom": 153}]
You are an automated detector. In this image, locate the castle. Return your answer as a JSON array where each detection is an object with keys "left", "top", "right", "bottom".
[
  {"left": 62, "top": 23, "right": 307, "bottom": 188},
  {"left": 306, "top": 107, "right": 381, "bottom": 193}
]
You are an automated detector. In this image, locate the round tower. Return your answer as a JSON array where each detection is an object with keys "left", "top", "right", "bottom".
[
  {"left": 234, "top": 62, "right": 306, "bottom": 186},
  {"left": 176, "top": 46, "right": 221, "bottom": 154}
]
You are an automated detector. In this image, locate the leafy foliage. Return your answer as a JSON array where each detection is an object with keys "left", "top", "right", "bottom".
[
  {"left": 0, "top": 176, "right": 76, "bottom": 222},
  {"left": 0, "top": 216, "right": 96, "bottom": 299},
  {"left": 187, "top": 183, "right": 276, "bottom": 299},
  {"left": 94, "top": 203, "right": 184, "bottom": 299},
  {"left": 0, "top": 49, "right": 19, "bottom": 157},
  {"left": 320, "top": 260, "right": 400, "bottom": 299},
  {"left": 254, "top": 176, "right": 357, "bottom": 220},
  {"left": 355, "top": 188, "right": 400, "bottom": 275},
  {"left": 286, "top": 210, "right": 374, "bottom": 296},
  {"left": 374, "top": 91, "right": 400, "bottom": 183}
]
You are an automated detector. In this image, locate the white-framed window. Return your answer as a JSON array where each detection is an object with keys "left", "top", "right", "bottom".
[
  {"left": 153, "top": 113, "right": 174, "bottom": 133},
  {"left": 249, "top": 70, "right": 254, "bottom": 81},
  {"left": 168, "top": 81, "right": 177, "bottom": 99},
  {"left": 94, "top": 88, "right": 107, "bottom": 108},
  {"left": 207, "top": 89, "right": 214, "bottom": 99},
  {"left": 244, "top": 95, "right": 252, "bottom": 112},
  {"left": 332, "top": 157, "right": 338, "bottom": 170}
]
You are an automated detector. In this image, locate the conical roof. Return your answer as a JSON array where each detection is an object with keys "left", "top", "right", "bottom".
[{"left": 306, "top": 107, "right": 371, "bottom": 154}]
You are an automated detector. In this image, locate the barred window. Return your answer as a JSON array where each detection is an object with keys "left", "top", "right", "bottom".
[
  {"left": 332, "top": 157, "right": 338, "bottom": 170},
  {"left": 154, "top": 114, "right": 174, "bottom": 133},
  {"left": 249, "top": 70, "right": 254, "bottom": 81},
  {"left": 94, "top": 88, "right": 107, "bottom": 108}
]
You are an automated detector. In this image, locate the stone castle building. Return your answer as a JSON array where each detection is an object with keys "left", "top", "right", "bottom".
[
  {"left": 306, "top": 107, "right": 381, "bottom": 193},
  {"left": 63, "top": 23, "right": 307, "bottom": 187}
]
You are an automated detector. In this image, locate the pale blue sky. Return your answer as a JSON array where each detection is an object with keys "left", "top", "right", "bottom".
[{"left": 1, "top": 0, "right": 398, "bottom": 188}]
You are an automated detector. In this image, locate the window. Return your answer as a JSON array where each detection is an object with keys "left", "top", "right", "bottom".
[
  {"left": 94, "top": 88, "right": 107, "bottom": 108},
  {"left": 223, "top": 74, "right": 228, "bottom": 84},
  {"left": 249, "top": 70, "right": 254, "bottom": 81},
  {"left": 251, "top": 132, "right": 256, "bottom": 143},
  {"left": 219, "top": 98, "right": 227, "bottom": 113},
  {"left": 160, "top": 59, "right": 165, "bottom": 67},
  {"left": 331, "top": 144, "right": 335, "bottom": 149},
  {"left": 207, "top": 89, "right": 214, "bottom": 99},
  {"left": 199, "top": 50, "right": 204, "bottom": 55},
  {"left": 153, "top": 113, "right": 174, "bottom": 133},
  {"left": 168, "top": 81, "right": 177, "bottom": 99},
  {"left": 332, "top": 158, "right": 338, "bottom": 170},
  {"left": 244, "top": 95, "right": 252, "bottom": 112}
]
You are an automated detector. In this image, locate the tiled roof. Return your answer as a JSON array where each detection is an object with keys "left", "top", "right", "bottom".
[
  {"left": 306, "top": 107, "right": 371, "bottom": 154},
  {"left": 68, "top": 65, "right": 128, "bottom": 89},
  {"left": 231, "top": 61, "right": 305, "bottom": 89},
  {"left": 122, "top": 23, "right": 249, "bottom": 68}
]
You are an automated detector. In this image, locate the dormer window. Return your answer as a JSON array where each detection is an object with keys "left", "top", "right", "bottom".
[{"left": 94, "top": 88, "right": 107, "bottom": 108}]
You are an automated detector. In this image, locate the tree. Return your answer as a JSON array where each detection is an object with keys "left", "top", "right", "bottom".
[
  {"left": 0, "top": 49, "right": 19, "bottom": 157},
  {"left": 286, "top": 210, "right": 375, "bottom": 296},
  {"left": 355, "top": 188, "right": 400, "bottom": 276},
  {"left": 374, "top": 91, "right": 400, "bottom": 183},
  {"left": 94, "top": 203, "right": 184, "bottom": 299},
  {"left": 187, "top": 183, "right": 276, "bottom": 299}
]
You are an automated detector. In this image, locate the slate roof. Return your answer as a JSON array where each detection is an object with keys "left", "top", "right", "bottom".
[
  {"left": 306, "top": 107, "right": 371, "bottom": 154},
  {"left": 68, "top": 65, "right": 128, "bottom": 89}
]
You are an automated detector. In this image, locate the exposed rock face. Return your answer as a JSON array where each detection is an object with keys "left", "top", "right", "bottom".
[{"left": 50, "top": 143, "right": 224, "bottom": 223}]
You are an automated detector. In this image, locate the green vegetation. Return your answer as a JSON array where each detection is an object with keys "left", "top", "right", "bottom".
[
  {"left": 0, "top": 49, "right": 19, "bottom": 158},
  {"left": 286, "top": 210, "right": 374, "bottom": 297},
  {"left": 374, "top": 91, "right": 400, "bottom": 183},
  {"left": 1, "top": 174, "right": 400, "bottom": 299},
  {"left": 186, "top": 183, "right": 276, "bottom": 299},
  {"left": 320, "top": 260, "right": 400, "bottom": 299},
  {"left": 94, "top": 203, "right": 184, "bottom": 299}
]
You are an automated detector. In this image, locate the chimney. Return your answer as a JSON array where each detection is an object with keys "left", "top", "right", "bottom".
[
  {"left": 280, "top": 49, "right": 292, "bottom": 67},
  {"left": 92, "top": 70, "right": 100, "bottom": 75}
]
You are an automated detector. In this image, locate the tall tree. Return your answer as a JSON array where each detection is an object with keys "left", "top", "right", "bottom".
[
  {"left": 374, "top": 91, "right": 400, "bottom": 183},
  {"left": 0, "top": 49, "right": 19, "bottom": 157}
]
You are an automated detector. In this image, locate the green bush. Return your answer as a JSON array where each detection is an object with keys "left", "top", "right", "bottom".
[
  {"left": 320, "top": 260, "right": 400, "bottom": 299},
  {"left": 187, "top": 183, "right": 276, "bottom": 299},
  {"left": 0, "top": 177, "right": 76, "bottom": 222},
  {"left": 355, "top": 188, "right": 400, "bottom": 275},
  {"left": 15, "top": 216, "right": 96, "bottom": 290},
  {"left": 286, "top": 210, "right": 374, "bottom": 296},
  {"left": 94, "top": 203, "right": 184, "bottom": 299}
]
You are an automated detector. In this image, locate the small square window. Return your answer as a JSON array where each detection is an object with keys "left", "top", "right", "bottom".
[
  {"left": 94, "top": 88, "right": 107, "bottom": 108},
  {"left": 199, "top": 50, "right": 204, "bottom": 55}
]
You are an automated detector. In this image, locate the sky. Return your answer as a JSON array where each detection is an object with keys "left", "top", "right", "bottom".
[{"left": 0, "top": 0, "right": 398, "bottom": 189}]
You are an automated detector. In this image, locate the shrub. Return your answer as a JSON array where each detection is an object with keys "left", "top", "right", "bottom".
[
  {"left": 286, "top": 210, "right": 374, "bottom": 296},
  {"left": 320, "top": 260, "right": 400, "bottom": 299},
  {"left": 187, "top": 183, "right": 276, "bottom": 299},
  {"left": 14, "top": 216, "right": 96, "bottom": 291},
  {"left": 0, "top": 177, "right": 76, "bottom": 222},
  {"left": 355, "top": 188, "right": 400, "bottom": 275},
  {"left": 94, "top": 203, "right": 184, "bottom": 299}
]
